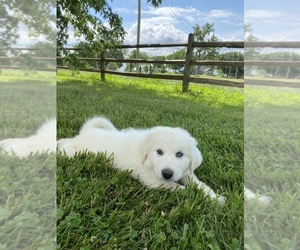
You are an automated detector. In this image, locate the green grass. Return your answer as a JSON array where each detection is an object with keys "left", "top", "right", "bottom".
[
  {"left": 0, "top": 70, "right": 56, "bottom": 249},
  {"left": 57, "top": 70, "right": 244, "bottom": 249},
  {"left": 244, "top": 86, "right": 300, "bottom": 249}
]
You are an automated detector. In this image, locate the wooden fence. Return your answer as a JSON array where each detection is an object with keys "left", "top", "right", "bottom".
[
  {"left": 0, "top": 47, "right": 56, "bottom": 72},
  {"left": 2, "top": 37, "right": 299, "bottom": 90},
  {"left": 244, "top": 41, "right": 300, "bottom": 88},
  {"left": 58, "top": 33, "right": 244, "bottom": 92}
]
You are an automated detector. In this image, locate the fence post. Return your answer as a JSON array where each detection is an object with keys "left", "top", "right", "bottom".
[
  {"left": 182, "top": 33, "right": 194, "bottom": 93},
  {"left": 100, "top": 51, "right": 105, "bottom": 81}
]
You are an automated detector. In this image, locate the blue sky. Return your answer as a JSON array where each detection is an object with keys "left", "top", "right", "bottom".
[
  {"left": 108, "top": 0, "right": 244, "bottom": 45},
  {"left": 245, "top": 0, "right": 300, "bottom": 41},
  {"left": 15, "top": 0, "right": 299, "bottom": 51}
]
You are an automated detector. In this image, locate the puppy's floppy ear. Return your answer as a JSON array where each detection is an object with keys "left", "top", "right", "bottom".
[
  {"left": 190, "top": 145, "right": 203, "bottom": 172},
  {"left": 141, "top": 151, "right": 148, "bottom": 164},
  {"left": 140, "top": 141, "right": 150, "bottom": 165}
]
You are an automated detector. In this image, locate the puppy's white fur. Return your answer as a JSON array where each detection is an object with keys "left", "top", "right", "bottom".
[
  {"left": 244, "top": 187, "right": 271, "bottom": 206},
  {"left": 57, "top": 117, "right": 224, "bottom": 203},
  {"left": 0, "top": 119, "right": 56, "bottom": 157}
]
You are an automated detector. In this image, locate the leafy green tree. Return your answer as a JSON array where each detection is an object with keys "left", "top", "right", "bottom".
[
  {"left": 71, "top": 41, "right": 125, "bottom": 69},
  {"left": 193, "top": 23, "right": 220, "bottom": 60},
  {"left": 57, "top": 0, "right": 124, "bottom": 49},
  {"left": 152, "top": 55, "right": 166, "bottom": 71},
  {"left": 106, "top": 49, "right": 125, "bottom": 69},
  {"left": 218, "top": 52, "right": 244, "bottom": 78},
  {"left": 107, "top": 62, "right": 118, "bottom": 71},
  {"left": 244, "top": 23, "right": 260, "bottom": 76},
  {"left": 144, "top": 65, "right": 149, "bottom": 73},
  {"left": 244, "top": 23, "right": 260, "bottom": 60},
  {"left": 57, "top": 1, "right": 162, "bottom": 70},
  {"left": 160, "top": 64, "right": 167, "bottom": 73},
  {"left": 57, "top": 0, "right": 163, "bottom": 49},
  {"left": 166, "top": 49, "right": 186, "bottom": 72},
  {"left": 1, "top": 0, "right": 56, "bottom": 49},
  {"left": 1, "top": 1, "right": 56, "bottom": 73},
  {"left": 258, "top": 52, "right": 300, "bottom": 78},
  {"left": 125, "top": 49, "right": 149, "bottom": 72}
]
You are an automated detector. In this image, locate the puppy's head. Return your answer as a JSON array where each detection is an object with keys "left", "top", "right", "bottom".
[{"left": 142, "top": 126, "right": 203, "bottom": 182}]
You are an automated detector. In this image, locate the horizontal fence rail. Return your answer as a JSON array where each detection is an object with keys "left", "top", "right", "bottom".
[
  {"left": 245, "top": 41, "right": 300, "bottom": 48},
  {"left": 3, "top": 38, "right": 299, "bottom": 89},
  {"left": 244, "top": 41, "right": 300, "bottom": 88},
  {"left": 57, "top": 33, "right": 244, "bottom": 92},
  {"left": 0, "top": 47, "right": 56, "bottom": 72}
]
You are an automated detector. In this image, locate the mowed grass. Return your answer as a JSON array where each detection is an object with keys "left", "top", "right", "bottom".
[
  {"left": 57, "top": 70, "right": 244, "bottom": 249},
  {"left": 0, "top": 70, "right": 56, "bottom": 249},
  {"left": 244, "top": 86, "right": 300, "bottom": 249}
]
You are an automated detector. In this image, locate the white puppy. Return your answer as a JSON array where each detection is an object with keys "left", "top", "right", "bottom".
[
  {"left": 58, "top": 117, "right": 224, "bottom": 203},
  {"left": 0, "top": 119, "right": 56, "bottom": 157}
]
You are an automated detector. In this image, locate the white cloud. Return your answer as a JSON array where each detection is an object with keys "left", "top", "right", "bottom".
[
  {"left": 142, "top": 16, "right": 176, "bottom": 25},
  {"left": 124, "top": 6, "right": 243, "bottom": 44},
  {"left": 245, "top": 9, "right": 300, "bottom": 41},
  {"left": 16, "top": 24, "right": 51, "bottom": 47},
  {"left": 125, "top": 21, "right": 187, "bottom": 45},
  {"left": 209, "top": 9, "right": 236, "bottom": 19},
  {"left": 143, "top": 6, "right": 199, "bottom": 21},
  {"left": 124, "top": 21, "right": 188, "bottom": 56},
  {"left": 245, "top": 9, "right": 286, "bottom": 19}
]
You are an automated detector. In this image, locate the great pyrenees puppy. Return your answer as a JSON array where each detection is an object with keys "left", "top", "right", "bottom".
[
  {"left": 57, "top": 117, "right": 225, "bottom": 203},
  {"left": 0, "top": 118, "right": 56, "bottom": 157}
]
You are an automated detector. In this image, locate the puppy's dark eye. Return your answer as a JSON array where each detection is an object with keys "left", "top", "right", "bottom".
[
  {"left": 157, "top": 149, "right": 164, "bottom": 155},
  {"left": 176, "top": 152, "right": 183, "bottom": 158}
]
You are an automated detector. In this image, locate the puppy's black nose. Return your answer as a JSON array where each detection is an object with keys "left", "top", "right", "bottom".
[{"left": 162, "top": 169, "right": 173, "bottom": 180}]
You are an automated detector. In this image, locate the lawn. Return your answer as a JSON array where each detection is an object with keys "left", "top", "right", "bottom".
[
  {"left": 0, "top": 70, "right": 56, "bottom": 249},
  {"left": 244, "top": 85, "right": 300, "bottom": 249},
  {"left": 57, "top": 70, "right": 244, "bottom": 249}
]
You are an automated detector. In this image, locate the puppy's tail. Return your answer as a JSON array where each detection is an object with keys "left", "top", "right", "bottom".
[{"left": 79, "top": 116, "right": 117, "bottom": 134}]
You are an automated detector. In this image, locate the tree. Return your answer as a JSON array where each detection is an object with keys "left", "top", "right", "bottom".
[
  {"left": 257, "top": 52, "right": 300, "bottom": 78},
  {"left": 1, "top": 0, "right": 56, "bottom": 49},
  {"left": 57, "top": 0, "right": 163, "bottom": 49},
  {"left": 0, "top": 1, "right": 56, "bottom": 73},
  {"left": 244, "top": 23, "right": 261, "bottom": 76},
  {"left": 57, "top": 0, "right": 124, "bottom": 50},
  {"left": 72, "top": 41, "right": 125, "bottom": 69},
  {"left": 218, "top": 52, "right": 244, "bottom": 78},
  {"left": 125, "top": 49, "right": 149, "bottom": 72},
  {"left": 152, "top": 55, "right": 166, "bottom": 71},
  {"left": 193, "top": 23, "right": 220, "bottom": 60},
  {"left": 107, "top": 62, "right": 118, "bottom": 71},
  {"left": 166, "top": 49, "right": 186, "bottom": 72},
  {"left": 144, "top": 65, "right": 149, "bottom": 73},
  {"left": 56, "top": 0, "right": 162, "bottom": 70},
  {"left": 244, "top": 23, "right": 260, "bottom": 60}
]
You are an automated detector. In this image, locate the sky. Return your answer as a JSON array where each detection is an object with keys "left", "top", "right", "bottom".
[
  {"left": 108, "top": 0, "right": 244, "bottom": 45},
  {"left": 245, "top": 0, "right": 300, "bottom": 41},
  {"left": 13, "top": 0, "right": 300, "bottom": 54}
]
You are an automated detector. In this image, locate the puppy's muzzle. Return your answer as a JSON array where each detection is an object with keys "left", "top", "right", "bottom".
[{"left": 162, "top": 169, "right": 173, "bottom": 180}]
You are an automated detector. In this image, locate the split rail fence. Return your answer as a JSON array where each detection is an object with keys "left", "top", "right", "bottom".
[
  {"left": 244, "top": 41, "right": 300, "bottom": 88},
  {"left": 58, "top": 33, "right": 244, "bottom": 92},
  {"left": 2, "top": 34, "right": 300, "bottom": 91}
]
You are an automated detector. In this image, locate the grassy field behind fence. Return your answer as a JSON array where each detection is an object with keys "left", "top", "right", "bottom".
[{"left": 57, "top": 70, "right": 244, "bottom": 249}]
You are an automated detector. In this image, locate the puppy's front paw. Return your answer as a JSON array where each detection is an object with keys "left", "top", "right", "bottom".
[
  {"left": 258, "top": 195, "right": 271, "bottom": 206},
  {"left": 217, "top": 195, "right": 226, "bottom": 205}
]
